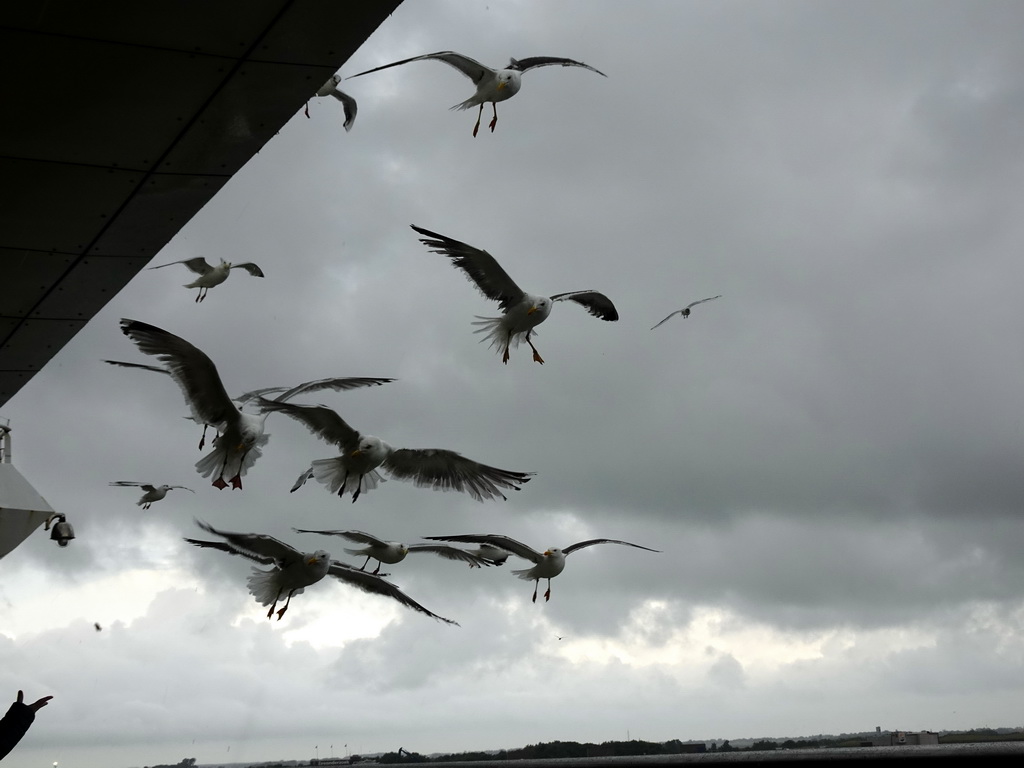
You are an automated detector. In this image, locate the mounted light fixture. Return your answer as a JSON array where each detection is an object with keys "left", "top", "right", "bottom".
[{"left": 0, "top": 422, "right": 61, "bottom": 558}]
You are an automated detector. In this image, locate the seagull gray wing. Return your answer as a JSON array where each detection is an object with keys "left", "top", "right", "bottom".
[
  {"left": 109, "top": 481, "right": 155, "bottom": 491},
  {"left": 685, "top": 295, "right": 722, "bottom": 310},
  {"left": 187, "top": 519, "right": 304, "bottom": 566},
  {"left": 330, "top": 89, "right": 358, "bottom": 131},
  {"left": 349, "top": 51, "right": 495, "bottom": 86},
  {"left": 183, "top": 538, "right": 276, "bottom": 567},
  {"left": 507, "top": 56, "right": 607, "bottom": 77},
  {"left": 255, "top": 399, "right": 361, "bottom": 451},
  {"left": 292, "top": 529, "right": 387, "bottom": 548},
  {"left": 423, "top": 534, "right": 543, "bottom": 564},
  {"left": 406, "top": 543, "right": 491, "bottom": 567},
  {"left": 411, "top": 225, "right": 525, "bottom": 311},
  {"left": 549, "top": 291, "right": 619, "bottom": 321},
  {"left": 272, "top": 376, "right": 395, "bottom": 402},
  {"left": 148, "top": 257, "right": 213, "bottom": 275},
  {"left": 650, "top": 295, "right": 722, "bottom": 330},
  {"left": 650, "top": 310, "right": 683, "bottom": 330},
  {"left": 168, "top": 485, "right": 196, "bottom": 493},
  {"left": 119, "top": 318, "right": 237, "bottom": 427},
  {"left": 104, "top": 359, "right": 170, "bottom": 376},
  {"left": 383, "top": 448, "right": 533, "bottom": 501},
  {"left": 562, "top": 538, "right": 661, "bottom": 556},
  {"left": 326, "top": 561, "right": 459, "bottom": 625},
  {"left": 235, "top": 377, "right": 394, "bottom": 408},
  {"left": 230, "top": 262, "right": 264, "bottom": 278}
]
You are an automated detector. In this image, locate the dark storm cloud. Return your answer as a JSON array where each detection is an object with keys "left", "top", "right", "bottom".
[{"left": 4, "top": 2, "right": 1024, "bottom": 766}]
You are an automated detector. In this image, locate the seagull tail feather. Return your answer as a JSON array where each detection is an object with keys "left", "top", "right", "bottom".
[
  {"left": 511, "top": 565, "right": 540, "bottom": 581},
  {"left": 471, "top": 316, "right": 531, "bottom": 356},
  {"left": 246, "top": 567, "right": 295, "bottom": 607},
  {"left": 310, "top": 458, "right": 385, "bottom": 499}
]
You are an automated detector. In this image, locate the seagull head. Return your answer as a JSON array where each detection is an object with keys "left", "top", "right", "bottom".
[
  {"left": 236, "top": 413, "right": 268, "bottom": 449},
  {"left": 494, "top": 70, "right": 522, "bottom": 99},
  {"left": 308, "top": 550, "right": 330, "bottom": 566},
  {"left": 351, "top": 436, "right": 388, "bottom": 462},
  {"left": 526, "top": 297, "right": 552, "bottom": 318}
]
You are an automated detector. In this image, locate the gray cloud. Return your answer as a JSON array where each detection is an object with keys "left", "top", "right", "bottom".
[{"left": 4, "top": 1, "right": 1024, "bottom": 766}]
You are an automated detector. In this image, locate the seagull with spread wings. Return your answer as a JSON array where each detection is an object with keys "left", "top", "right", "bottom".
[
  {"left": 292, "top": 528, "right": 492, "bottom": 575},
  {"left": 256, "top": 398, "right": 533, "bottom": 503},
  {"left": 306, "top": 74, "right": 357, "bottom": 131},
  {"left": 108, "top": 481, "right": 194, "bottom": 509},
  {"left": 424, "top": 534, "right": 660, "bottom": 603},
  {"left": 650, "top": 295, "right": 722, "bottom": 330},
  {"left": 348, "top": 51, "right": 606, "bottom": 137},
  {"left": 118, "top": 318, "right": 269, "bottom": 489},
  {"left": 104, "top": 358, "right": 394, "bottom": 450},
  {"left": 184, "top": 520, "right": 457, "bottom": 624},
  {"left": 412, "top": 225, "right": 618, "bottom": 364},
  {"left": 148, "top": 257, "right": 264, "bottom": 302}
]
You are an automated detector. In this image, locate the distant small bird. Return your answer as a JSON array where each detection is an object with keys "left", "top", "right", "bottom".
[
  {"left": 650, "top": 295, "right": 722, "bottom": 330},
  {"left": 94, "top": 622, "right": 102, "bottom": 632},
  {"left": 412, "top": 225, "right": 618, "bottom": 364},
  {"left": 109, "top": 481, "right": 195, "bottom": 509},
  {"left": 348, "top": 51, "right": 606, "bottom": 137},
  {"left": 306, "top": 74, "right": 357, "bottom": 131},
  {"left": 149, "top": 257, "right": 265, "bottom": 302},
  {"left": 292, "top": 528, "right": 492, "bottom": 575},
  {"left": 257, "top": 399, "right": 533, "bottom": 503},
  {"left": 184, "top": 520, "right": 457, "bottom": 624},
  {"left": 424, "top": 533, "right": 659, "bottom": 603}
]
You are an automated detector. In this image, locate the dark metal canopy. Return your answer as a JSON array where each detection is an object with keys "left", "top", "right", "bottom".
[{"left": 0, "top": 0, "right": 401, "bottom": 408}]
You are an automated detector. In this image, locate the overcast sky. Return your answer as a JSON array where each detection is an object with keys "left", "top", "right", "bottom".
[{"left": 4, "top": 1, "right": 1024, "bottom": 766}]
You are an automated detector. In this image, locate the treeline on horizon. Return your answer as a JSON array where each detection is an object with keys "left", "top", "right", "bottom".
[
  {"left": 370, "top": 728, "right": 1024, "bottom": 763},
  {"left": 143, "top": 728, "right": 1024, "bottom": 768}
]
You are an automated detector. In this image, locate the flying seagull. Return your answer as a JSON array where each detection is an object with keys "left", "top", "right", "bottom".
[
  {"left": 148, "top": 257, "right": 265, "bottom": 302},
  {"left": 412, "top": 225, "right": 618, "bottom": 364},
  {"left": 650, "top": 295, "right": 722, "bottom": 330},
  {"left": 104, "top": 359, "right": 394, "bottom": 449},
  {"left": 292, "top": 528, "right": 492, "bottom": 575},
  {"left": 108, "top": 481, "right": 194, "bottom": 509},
  {"left": 348, "top": 51, "right": 606, "bottom": 137},
  {"left": 424, "top": 534, "right": 660, "bottom": 603},
  {"left": 256, "top": 398, "right": 533, "bottom": 502},
  {"left": 184, "top": 520, "right": 457, "bottom": 624},
  {"left": 305, "top": 74, "right": 357, "bottom": 131},
  {"left": 118, "top": 319, "right": 270, "bottom": 489}
]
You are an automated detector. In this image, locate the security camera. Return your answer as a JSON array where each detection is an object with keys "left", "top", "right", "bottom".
[{"left": 45, "top": 513, "right": 75, "bottom": 548}]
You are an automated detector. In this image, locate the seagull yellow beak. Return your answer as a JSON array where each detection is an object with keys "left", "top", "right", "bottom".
[
  {"left": 350, "top": 449, "right": 362, "bottom": 457},
  {"left": 307, "top": 556, "right": 319, "bottom": 566},
  {"left": 497, "top": 81, "right": 507, "bottom": 91},
  {"left": 526, "top": 305, "right": 538, "bottom": 315},
  {"left": 543, "top": 549, "right": 553, "bottom": 556}
]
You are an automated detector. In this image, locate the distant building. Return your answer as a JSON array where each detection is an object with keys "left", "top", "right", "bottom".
[
  {"left": 870, "top": 730, "right": 939, "bottom": 746},
  {"left": 677, "top": 742, "right": 707, "bottom": 753}
]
